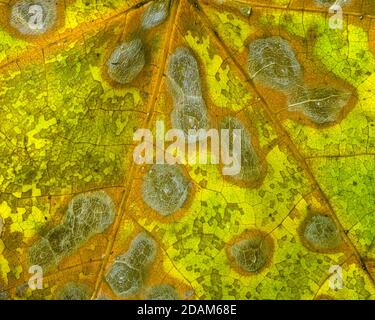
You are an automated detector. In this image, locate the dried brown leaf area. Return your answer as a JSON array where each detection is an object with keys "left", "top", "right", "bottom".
[{"left": 0, "top": 0, "right": 374, "bottom": 300}]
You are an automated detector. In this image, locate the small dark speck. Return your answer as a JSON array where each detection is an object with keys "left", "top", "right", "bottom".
[
  {"left": 353, "top": 181, "right": 357, "bottom": 186},
  {"left": 192, "top": 1, "right": 200, "bottom": 10},
  {"left": 135, "top": 1, "right": 147, "bottom": 9}
]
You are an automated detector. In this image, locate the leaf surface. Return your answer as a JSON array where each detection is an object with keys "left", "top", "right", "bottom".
[{"left": 0, "top": 0, "right": 374, "bottom": 300}]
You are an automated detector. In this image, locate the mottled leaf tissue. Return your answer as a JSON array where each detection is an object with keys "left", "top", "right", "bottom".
[{"left": 0, "top": 0, "right": 374, "bottom": 301}]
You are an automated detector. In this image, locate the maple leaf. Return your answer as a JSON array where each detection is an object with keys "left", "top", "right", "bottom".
[{"left": 0, "top": 0, "right": 374, "bottom": 300}]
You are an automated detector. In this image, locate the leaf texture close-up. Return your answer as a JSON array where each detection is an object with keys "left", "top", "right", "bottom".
[{"left": 0, "top": 0, "right": 374, "bottom": 300}]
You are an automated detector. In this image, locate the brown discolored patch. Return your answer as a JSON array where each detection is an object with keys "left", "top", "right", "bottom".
[
  {"left": 0, "top": 0, "right": 68, "bottom": 42},
  {"left": 212, "top": 108, "right": 268, "bottom": 189},
  {"left": 101, "top": 2, "right": 170, "bottom": 89},
  {"left": 100, "top": 226, "right": 194, "bottom": 300},
  {"left": 21, "top": 187, "right": 123, "bottom": 281},
  {"left": 3, "top": 231, "right": 24, "bottom": 251},
  {"left": 216, "top": 7, "right": 358, "bottom": 129},
  {"left": 250, "top": 33, "right": 355, "bottom": 128},
  {"left": 130, "top": 162, "right": 197, "bottom": 224},
  {"left": 297, "top": 209, "right": 346, "bottom": 254},
  {"left": 226, "top": 229, "right": 274, "bottom": 275}
]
